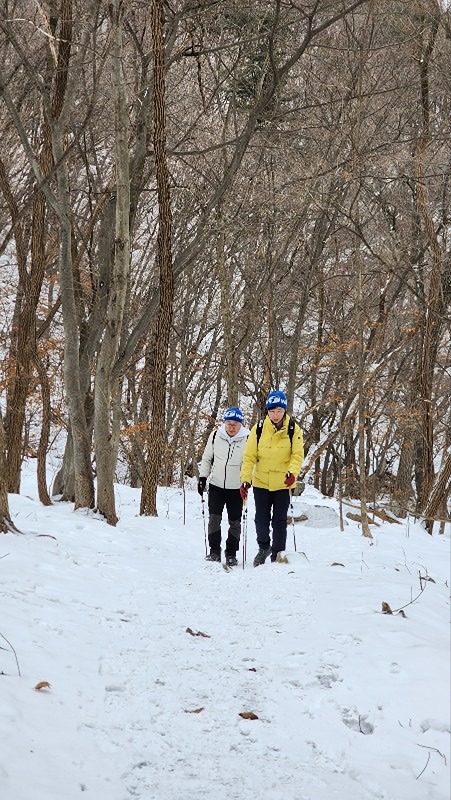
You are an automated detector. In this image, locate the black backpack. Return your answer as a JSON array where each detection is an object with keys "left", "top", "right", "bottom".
[{"left": 256, "top": 415, "right": 296, "bottom": 448}]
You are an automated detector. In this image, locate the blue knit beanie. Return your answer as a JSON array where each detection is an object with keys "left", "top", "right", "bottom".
[
  {"left": 265, "top": 390, "right": 287, "bottom": 410},
  {"left": 223, "top": 406, "right": 245, "bottom": 424}
]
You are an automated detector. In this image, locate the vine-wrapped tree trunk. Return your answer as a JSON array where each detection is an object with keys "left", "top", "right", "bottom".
[{"left": 140, "top": 0, "right": 174, "bottom": 516}]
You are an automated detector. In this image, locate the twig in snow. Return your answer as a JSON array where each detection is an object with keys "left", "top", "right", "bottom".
[
  {"left": 391, "top": 577, "right": 427, "bottom": 615},
  {"left": 401, "top": 547, "right": 412, "bottom": 574},
  {"left": 360, "top": 551, "right": 369, "bottom": 571},
  {"left": 417, "top": 744, "right": 447, "bottom": 765},
  {"left": 418, "top": 569, "right": 435, "bottom": 590},
  {"left": 415, "top": 752, "right": 430, "bottom": 779},
  {"left": 0, "top": 632, "right": 21, "bottom": 677}
]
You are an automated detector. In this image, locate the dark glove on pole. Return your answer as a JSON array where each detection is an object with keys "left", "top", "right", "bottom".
[
  {"left": 240, "top": 482, "right": 250, "bottom": 501},
  {"left": 198, "top": 477, "right": 207, "bottom": 496},
  {"left": 284, "top": 472, "right": 296, "bottom": 487}
]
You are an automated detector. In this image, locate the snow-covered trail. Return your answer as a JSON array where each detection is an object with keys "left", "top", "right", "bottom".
[{"left": 3, "top": 481, "right": 450, "bottom": 800}]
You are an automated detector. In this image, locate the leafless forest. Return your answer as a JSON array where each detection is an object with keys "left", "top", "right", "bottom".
[{"left": 0, "top": 0, "right": 449, "bottom": 532}]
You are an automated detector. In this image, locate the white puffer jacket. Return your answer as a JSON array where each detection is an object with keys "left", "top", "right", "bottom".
[{"left": 199, "top": 424, "right": 250, "bottom": 490}]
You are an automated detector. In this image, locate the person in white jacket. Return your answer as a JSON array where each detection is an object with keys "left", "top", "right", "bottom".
[{"left": 198, "top": 407, "right": 249, "bottom": 566}]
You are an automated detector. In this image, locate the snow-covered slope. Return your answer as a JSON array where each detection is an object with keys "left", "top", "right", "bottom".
[{"left": 2, "top": 466, "right": 450, "bottom": 800}]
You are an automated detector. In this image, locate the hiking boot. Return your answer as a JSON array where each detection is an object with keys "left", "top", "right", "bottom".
[
  {"left": 225, "top": 555, "right": 238, "bottom": 567},
  {"left": 253, "top": 546, "right": 271, "bottom": 567},
  {"left": 205, "top": 550, "right": 221, "bottom": 563}
]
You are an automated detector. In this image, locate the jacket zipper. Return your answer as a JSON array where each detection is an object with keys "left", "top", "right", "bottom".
[{"left": 223, "top": 443, "right": 233, "bottom": 488}]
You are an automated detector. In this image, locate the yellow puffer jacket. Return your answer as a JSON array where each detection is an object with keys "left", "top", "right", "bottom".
[{"left": 240, "top": 415, "right": 304, "bottom": 491}]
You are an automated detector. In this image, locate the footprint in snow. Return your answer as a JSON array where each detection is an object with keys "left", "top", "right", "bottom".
[{"left": 341, "top": 706, "right": 374, "bottom": 734}]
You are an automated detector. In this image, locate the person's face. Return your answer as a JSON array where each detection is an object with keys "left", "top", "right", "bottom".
[
  {"left": 224, "top": 420, "right": 242, "bottom": 436},
  {"left": 267, "top": 407, "right": 285, "bottom": 424}
]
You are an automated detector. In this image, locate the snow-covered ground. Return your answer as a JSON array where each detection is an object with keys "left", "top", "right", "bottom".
[{"left": 2, "top": 463, "right": 450, "bottom": 800}]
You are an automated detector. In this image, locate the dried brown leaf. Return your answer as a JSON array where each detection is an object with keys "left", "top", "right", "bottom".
[
  {"left": 184, "top": 707, "right": 204, "bottom": 714},
  {"left": 381, "top": 602, "right": 393, "bottom": 615},
  {"left": 239, "top": 711, "right": 259, "bottom": 720},
  {"left": 34, "top": 681, "right": 51, "bottom": 691},
  {"left": 186, "top": 627, "right": 210, "bottom": 638}
]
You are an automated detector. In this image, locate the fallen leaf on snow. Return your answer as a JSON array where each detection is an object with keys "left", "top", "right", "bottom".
[
  {"left": 186, "top": 627, "right": 210, "bottom": 638},
  {"left": 381, "top": 602, "right": 393, "bottom": 614},
  {"left": 183, "top": 707, "right": 205, "bottom": 714},
  {"left": 239, "top": 711, "right": 259, "bottom": 720},
  {"left": 34, "top": 681, "right": 51, "bottom": 691}
]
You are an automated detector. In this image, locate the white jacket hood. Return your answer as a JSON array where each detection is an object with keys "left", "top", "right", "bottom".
[{"left": 218, "top": 423, "right": 250, "bottom": 444}]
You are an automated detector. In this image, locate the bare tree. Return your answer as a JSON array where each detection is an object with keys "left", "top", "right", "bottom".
[{"left": 0, "top": 2, "right": 96, "bottom": 509}]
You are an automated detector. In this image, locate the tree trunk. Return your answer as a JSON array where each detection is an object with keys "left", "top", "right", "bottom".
[
  {"left": 0, "top": 409, "right": 13, "bottom": 533},
  {"left": 423, "top": 451, "right": 451, "bottom": 534},
  {"left": 311, "top": 271, "right": 324, "bottom": 490},
  {"left": 53, "top": 124, "right": 94, "bottom": 509},
  {"left": 140, "top": 0, "right": 174, "bottom": 516},
  {"left": 33, "top": 352, "right": 52, "bottom": 506},
  {"left": 94, "top": 0, "right": 131, "bottom": 525},
  {"left": 392, "top": 435, "right": 415, "bottom": 518},
  {"left": 0, "top": 151, "right": 43, "bottom": 494},
  {"left": 414, "top": 12, "right": 443, "bottom": 509},
  {"left": 351, "top": 2, "right": 373, "bottom": 539},
  {"left": 52, "top": 429, "right": 75, "bottom": 501},
  {"left": 217, "top": 211, "right": 237, "bottom": 406},
  {"left": 56, "top": 188, "right": 116, "bottom": 500}
]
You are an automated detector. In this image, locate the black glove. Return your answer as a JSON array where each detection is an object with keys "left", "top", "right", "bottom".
[{"left": 198, "top": 477, "right": 207, "bottom": 496}]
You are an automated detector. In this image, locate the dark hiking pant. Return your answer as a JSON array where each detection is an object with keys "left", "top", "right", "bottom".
[
  {"left": 253, "top": 487, "right": 290, "bottom": 557},
  {"left": 208, "top": 483, "right": 243, "bottom": 556}
]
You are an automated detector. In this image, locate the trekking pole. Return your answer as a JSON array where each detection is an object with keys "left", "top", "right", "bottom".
[
  {"left": 201, "top": 495, "right": 207, "bottom": 557},
  {"left": 289, "top": 488, "right": 297, "bottom": 552},
  {"left": 242, "top": 500, "right": 248, "bottom": 569},
  {"left": 290, "top": 487, "right": 309, "bottom": 560}
]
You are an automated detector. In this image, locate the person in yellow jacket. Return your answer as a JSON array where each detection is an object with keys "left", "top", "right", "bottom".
[{"left": 240, "top": 390, "right": 304, "bottom": 566}]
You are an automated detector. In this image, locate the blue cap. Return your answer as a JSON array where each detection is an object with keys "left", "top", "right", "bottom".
[
  {"left": 223, "top": 407, "right": 244, "bottom": 424},
  {"left": 265, "top": 390, "right": 287, "bottom": 411}
]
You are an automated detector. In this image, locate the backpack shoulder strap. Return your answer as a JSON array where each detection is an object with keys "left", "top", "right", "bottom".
[
  {"left": 210, "top": 429, "right": 217, "bottom": 466},
  {"left": 256, "top": 419, "right": 263, "bottom": 447}
]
